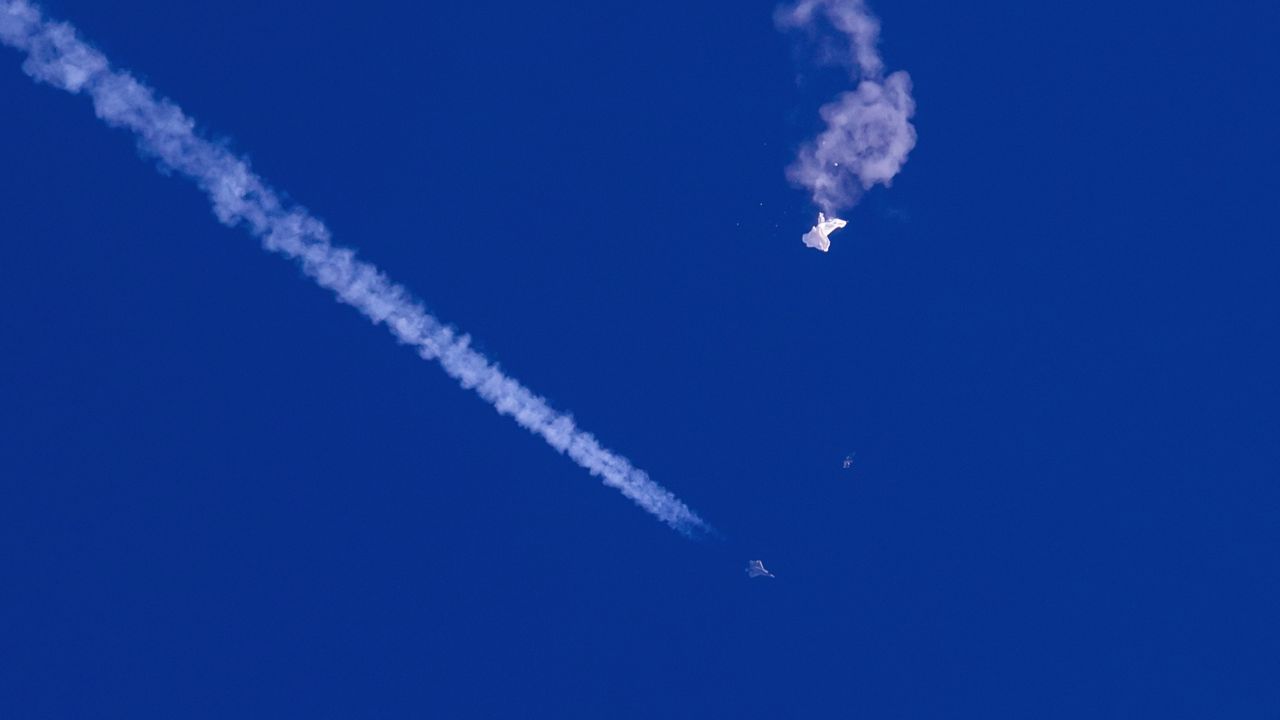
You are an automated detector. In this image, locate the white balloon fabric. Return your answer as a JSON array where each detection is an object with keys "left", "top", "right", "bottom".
[{"left": 801, "top": 213, "right": 848, "bottom": 252}]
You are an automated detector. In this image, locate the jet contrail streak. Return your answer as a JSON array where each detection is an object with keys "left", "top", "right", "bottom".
[{"left": 0, "top": 1, "right": 708, "bottom": 535}]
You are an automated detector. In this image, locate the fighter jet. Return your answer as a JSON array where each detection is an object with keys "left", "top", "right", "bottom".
[
  {"left": 746, "top": 560, "right": 775, "bottom": 578},
  {"left": 802, "top": 212, "right": 848, "bottom": 252}
]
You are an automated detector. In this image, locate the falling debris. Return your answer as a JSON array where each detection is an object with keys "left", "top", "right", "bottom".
[
  {"left": 778, "top": 0, "right": 916, "bottom": 247},
  {"left": 843, "top": 453, "right": 855, "bottom": 469},
  {"left": 746, "top": 560, "right": 776, "bottom": 578},
  {"left": 802, "top": 212, "right": 848, "bottom": 252}
]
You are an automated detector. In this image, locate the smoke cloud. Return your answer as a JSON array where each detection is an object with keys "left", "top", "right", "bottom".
[
  {"left": 778, "top": 0, "right": 916, "bottom": 215},
  {"left": 0, "top": 0, "right": 708, "bottom": 536}
]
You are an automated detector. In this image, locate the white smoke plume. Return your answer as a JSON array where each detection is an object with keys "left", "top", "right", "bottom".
[
  {"left": 0, "top": 0, "right": 708, "bottom": 536},
  {"left": 778, "top": 0, "right": 916, "bottom": 215}
]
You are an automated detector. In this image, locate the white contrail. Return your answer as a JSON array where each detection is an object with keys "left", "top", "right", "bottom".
[
  {"left": 0, "top": 0, "right": 708, "bottom": 535},
  {"left": 778, "top": 0, "right": 916, "bottom": 216}
]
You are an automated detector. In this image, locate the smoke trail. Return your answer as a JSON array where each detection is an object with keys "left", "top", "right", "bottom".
[
  {"left": 0, "top": 0, "right": 708, "bottom": 536},
  {"left": 778, "top": 0, "right": 916, "bottom": 215}
]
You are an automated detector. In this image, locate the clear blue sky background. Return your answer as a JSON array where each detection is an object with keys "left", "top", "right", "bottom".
[{"left": 3, "top": 1, "right": 1278, "bottom": 717}]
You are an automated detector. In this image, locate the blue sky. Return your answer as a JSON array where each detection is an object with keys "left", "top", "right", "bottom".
[{"left": 3, "top": 0, "right": 1278, "bottom": 717}]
